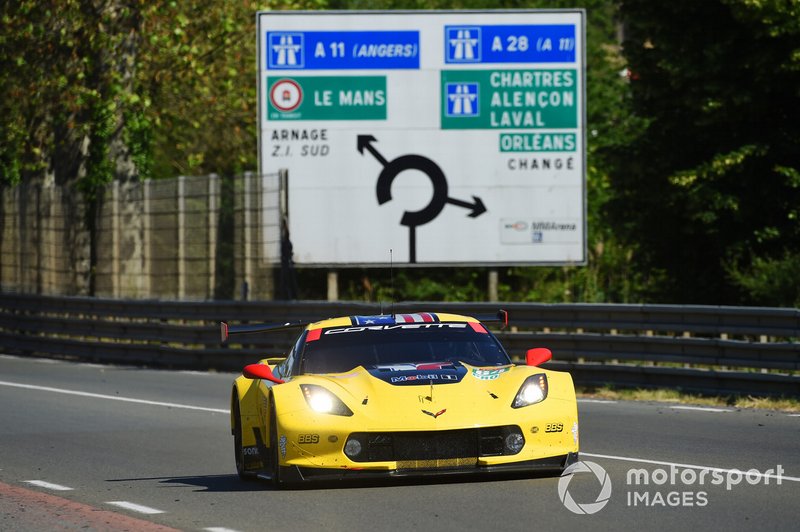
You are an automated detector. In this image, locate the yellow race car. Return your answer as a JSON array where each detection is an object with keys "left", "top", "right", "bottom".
[{"left": 224, "top": 311, "right": 578, "bottom": 486}]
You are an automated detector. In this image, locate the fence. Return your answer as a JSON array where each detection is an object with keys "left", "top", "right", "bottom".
[
  {"left": 1, "top": 294, "right": 797, "bottom": 397},
  {"left": 0, "top": 173, "right": 280, "bottom": 300}
]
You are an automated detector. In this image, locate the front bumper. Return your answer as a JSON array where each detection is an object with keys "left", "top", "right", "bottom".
[{"left": 278, "top": 452, "right": 579, "bottom": 483}]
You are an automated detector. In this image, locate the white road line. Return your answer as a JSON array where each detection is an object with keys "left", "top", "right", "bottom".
[
  {"left": 670, "top": 405, "right": 733, "bottom": 413},
  {"left": 578, "top": 399, "right": 618, "bottom": 404},
  {"left": 106, "top": 501, "right": 165, "bottom": 515},
  {"left": 582, "top": 452, "right": 800, "bottom": 482},
  {"left": 788, "top": 414, "right": 800, "bottom": 417},
  {"left": 24, "top": 480, "right": 74, "bottom": 491},
  {"left": 204, "top": 528, "right": 243, "bottom": 532},
  {"left": 0, "top": 380, "right": 229, "bottom": 414}
]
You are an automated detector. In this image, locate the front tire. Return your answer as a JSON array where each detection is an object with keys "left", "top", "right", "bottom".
[
  {"left": 268, "top": 401, "right": 282, "bottom": 488},
  {"left": 232, "top": 400, "right": 250, "bottom": 480}
]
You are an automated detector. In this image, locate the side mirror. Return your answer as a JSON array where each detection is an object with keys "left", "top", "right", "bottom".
[
  {"left": 242, "top": 363, "right": 285, "bottom": 384},
  {"left": 526, "top": 348, "right": 552, "bottom": 367}
]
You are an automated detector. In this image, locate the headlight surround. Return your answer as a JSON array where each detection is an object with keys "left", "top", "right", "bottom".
[
  {"left": 300, "top": 384, "right": 353, "bottom": 416},
  {"left": 511, "top": 374, "right": 548, "bottom": 408}
]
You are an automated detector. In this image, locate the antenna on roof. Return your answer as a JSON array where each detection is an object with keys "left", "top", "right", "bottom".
[{"left": 390, "top": 248, "right": 395, "bottom": 318}]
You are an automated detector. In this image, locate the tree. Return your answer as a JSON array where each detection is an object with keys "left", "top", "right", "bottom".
[
  {"left": 139, "top": 1, "right": 264, "bottom": 178},
  {"left": 0, "top": 1, "right": 144, "bottom": 190},
  {"left": 138, "top": 0, "right": 331, "bottom": 178},
  {"left": 603, "top": 0, "right": 800, "bottom": 305}
]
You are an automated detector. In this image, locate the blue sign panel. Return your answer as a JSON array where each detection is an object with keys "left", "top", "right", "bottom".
[
  {"left": 445, "top": 83, "right": 479, "bottom": 117},
  {"left": 445, "top": 25, "right": 575, "bottom": 64},
  {"left": 267, "top": 31, "right": 420, "bottom": 70}
]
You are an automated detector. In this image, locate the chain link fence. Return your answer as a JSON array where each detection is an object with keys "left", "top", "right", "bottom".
[{"left": 0, "top": 173, "right": 281, "bottom": 300}]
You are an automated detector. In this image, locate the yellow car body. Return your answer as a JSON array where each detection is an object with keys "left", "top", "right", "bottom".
[{"left": 228, "top": 312, "right": 579, "bottom": 485}]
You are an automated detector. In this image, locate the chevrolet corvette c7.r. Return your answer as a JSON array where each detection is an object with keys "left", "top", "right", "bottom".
[{"left": 224, "top": 311, "right": 579, "bottom": 486}]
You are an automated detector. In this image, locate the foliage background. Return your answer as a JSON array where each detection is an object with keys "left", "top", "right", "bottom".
[{"left": 1, "top": 0, "right": 798, "bottom": 305}]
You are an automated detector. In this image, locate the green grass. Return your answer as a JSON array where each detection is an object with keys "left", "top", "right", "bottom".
[{"left": 577, "top": 385, "right": 800, "bottom": 413}]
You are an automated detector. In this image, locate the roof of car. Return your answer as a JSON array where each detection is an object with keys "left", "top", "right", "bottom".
[{"left": 306, "top": 312, "right": 478, "bottom": 331}]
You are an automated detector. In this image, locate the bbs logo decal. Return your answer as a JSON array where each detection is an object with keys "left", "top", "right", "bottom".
[
  {"left": 298, "top": 434, "right": 320, "bottom": 444},
  {"left": 545, "top": 423, "right": 564, "bottom": 433}
]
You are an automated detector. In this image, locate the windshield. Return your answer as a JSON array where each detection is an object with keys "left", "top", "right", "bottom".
[{"left": 300, "top": 323, "right": 511, "bottom": 374}]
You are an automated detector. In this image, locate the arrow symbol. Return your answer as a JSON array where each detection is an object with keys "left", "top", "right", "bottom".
[
  {"left": 447, "top": 195, "right": 487, "bottom": 218},
  {"left": 357, "top": 135, "right": 388, "bottom": 167},
  {"left": 357, "top": 133, "right": 488, "bottom": 263}
]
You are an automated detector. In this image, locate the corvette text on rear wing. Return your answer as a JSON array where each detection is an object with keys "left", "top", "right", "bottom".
[{"left": 324, "top": 323, "right": 468, "bottom": 335}]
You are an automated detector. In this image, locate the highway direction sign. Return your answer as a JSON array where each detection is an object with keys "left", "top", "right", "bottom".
[{"left": 257, "top": 10, "right": 586, "bottom": 266}]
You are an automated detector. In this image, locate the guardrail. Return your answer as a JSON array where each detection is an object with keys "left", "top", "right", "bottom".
[{"left": 1, "top": 294, "right": 798, "bottom": 397}]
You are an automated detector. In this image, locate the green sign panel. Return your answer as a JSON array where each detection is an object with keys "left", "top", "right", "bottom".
[
  {"left": 441, "top": 69, "right": 577, "bottom": 129},
  {"left": 499, "top": 133, "right": 577, "bottom": 152},
  {"left": 267, "top": 76, "right": 386, "bottom": 121}
]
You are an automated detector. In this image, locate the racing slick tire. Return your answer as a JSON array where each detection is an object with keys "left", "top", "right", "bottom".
[
  {"left": 268, "top": 401, "right": 282, "bottom": 488},
  {"left": 232, "top": 400, "right": 252, "bottom": 480}
]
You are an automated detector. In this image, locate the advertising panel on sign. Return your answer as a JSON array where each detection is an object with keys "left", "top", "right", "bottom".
[{"left": 257, "top": 10, "right": 586, "bottom": 266}]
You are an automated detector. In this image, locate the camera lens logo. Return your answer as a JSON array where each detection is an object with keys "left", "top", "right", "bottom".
[{"left": 558, "top": 461, "right": 612, "bottom": 515}]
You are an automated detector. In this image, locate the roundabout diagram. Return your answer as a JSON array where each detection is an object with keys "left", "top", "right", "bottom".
[{"left": 358, "top": 134, "right": 486, "bottom": 263}]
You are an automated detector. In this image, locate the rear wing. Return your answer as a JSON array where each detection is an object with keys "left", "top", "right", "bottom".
[
  {"left": 220, "top": 309, "right": 508, "bottom": 343},
  {"left": 474, "top": 309, "right": 509, "bottom": 330},
  {"left": 220, "top": 320, "right": 310, "bottom": 343}
]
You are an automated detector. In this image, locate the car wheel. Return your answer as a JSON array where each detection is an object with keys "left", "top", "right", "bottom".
[
  {"left": 232, "top": 400, "right": 250, "bottom": 480},
  {"left": 269, "top": 401, "right": 282, "bottom": 488}
]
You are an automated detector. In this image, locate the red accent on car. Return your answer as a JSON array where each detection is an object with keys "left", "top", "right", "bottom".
[
  {"left": 469, "top": 322, "right": 488, "bottom": 334},
  {"left": 400, "top": 314, "right": 415, "bottom": 323},
  {"left": 306, "top": 328, "right": 321, "bottom": 342},
  {"left": 526, "top": 348, "right": 553, "bottom": 367},
  {"left": 242, "top": 363, "right": 284, "bottom": 384},
  {"left": 420, "top": 312, "right": 434, "bottom": 323}
]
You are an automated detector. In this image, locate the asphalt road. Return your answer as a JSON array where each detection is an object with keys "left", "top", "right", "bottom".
[{"left": 1, "top": 354, "right": 798, "bottom": 531}]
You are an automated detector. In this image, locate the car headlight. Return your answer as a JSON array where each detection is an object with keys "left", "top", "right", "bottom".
[
  {"left": 511, "top": 374, "right": 548, "bottom": 408},
  {"left": 300, "top": 384, "right": 353, "bottom": 416}
]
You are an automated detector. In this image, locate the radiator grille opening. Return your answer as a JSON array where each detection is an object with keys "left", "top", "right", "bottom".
[{"left": 347, "top": 426, "right": 523, "bottom": 465}]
